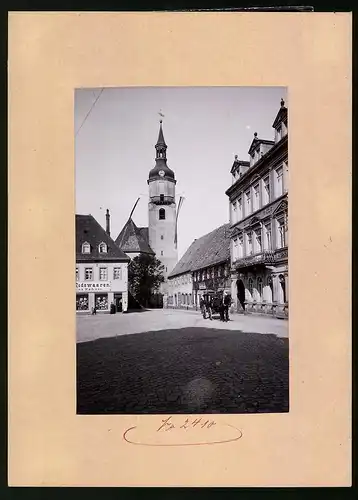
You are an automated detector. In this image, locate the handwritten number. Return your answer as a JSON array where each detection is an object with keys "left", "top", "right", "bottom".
[
  {"left": 192, "top": 418, "right": 202, "bottom": 427},
  {"left": 180, "top": 418, "right": 190, "bottom": 429}
]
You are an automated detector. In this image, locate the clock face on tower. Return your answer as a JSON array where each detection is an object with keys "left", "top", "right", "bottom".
[{"left": 158, "top": 170, "right": 165, "bottom": 177}]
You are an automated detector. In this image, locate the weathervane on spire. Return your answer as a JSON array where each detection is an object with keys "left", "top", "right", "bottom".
[{"left": 158, "top": 110, "right": 165, "bottom": 123}]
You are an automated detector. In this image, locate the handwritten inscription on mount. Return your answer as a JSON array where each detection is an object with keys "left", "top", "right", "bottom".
[{"left": 123, "top": 415, "right": 243, "bottom": 447}]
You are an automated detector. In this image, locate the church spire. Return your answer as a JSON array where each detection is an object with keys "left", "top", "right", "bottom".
[
  {"left": 155, "top": 120, "right": 167, "bottom": 160},
  {"left": 156, "top": 120, "right": 166, "bottom": 146},
  {"left": 148, "top": 118, "right": 175, "bottom": 182}
]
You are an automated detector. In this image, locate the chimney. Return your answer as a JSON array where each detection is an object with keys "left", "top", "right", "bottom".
[{"left": 106, "top": 209, "right": 110, "bottom": 236}]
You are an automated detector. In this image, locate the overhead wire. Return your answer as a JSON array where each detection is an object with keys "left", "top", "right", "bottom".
[{"left": 75, "top": 88, "right": 104, "bottom": 137}]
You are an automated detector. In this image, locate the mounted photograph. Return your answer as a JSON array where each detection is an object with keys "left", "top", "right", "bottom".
[{"left": 75, "top": 86, "right": 289, "bottom": 415}]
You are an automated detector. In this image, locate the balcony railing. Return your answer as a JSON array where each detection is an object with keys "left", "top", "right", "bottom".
[{"left": 233, "top": 247, "right": 288, "bottom": 268}]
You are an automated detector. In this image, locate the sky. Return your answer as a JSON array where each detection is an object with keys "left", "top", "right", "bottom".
[{"left": 75, "top": 86, "right": 287, "bottom": 259}]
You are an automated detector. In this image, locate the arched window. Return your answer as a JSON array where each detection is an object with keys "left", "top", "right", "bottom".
[
  {"left": 248, "top": 278, "right": 254, "bottom": 295},
  {"left": 257, "top": 277, "right": 263, "bottom": 301},
  {"left": 266, "top": 276, "right": 274, "bottom": 303},
  {"left": 82, "top": 241, "right": 90, "bottom": 254},
  {"left": 98, "top": 242, "right": 107, "bottom": 253},
  {"left": 279, "top": 274, "right": 287, "bottom": 303},
  {"left": 159, "top": 208, "right": 165, "bottom": 220}
]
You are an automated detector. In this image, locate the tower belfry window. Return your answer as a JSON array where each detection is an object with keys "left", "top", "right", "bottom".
[
  {"left": 159, "top": 208, "right": 166, "bottom": 220},
  {"left": 160, "top": 194, "right": 164, "bottom": 203}
]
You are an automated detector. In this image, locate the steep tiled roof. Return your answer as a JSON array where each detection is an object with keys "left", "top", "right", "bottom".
[
  {"left": 76, "top": 214, "right": 130, "bottom": 262},
  {"left": 115, "top": 218, "right": 154, "bottom": 255},
  {"left": 169, "top": 223, "right": 231, "bottom": 278},
  {"left": 138, "top": 227, "right": 149, "bottom": 243}
]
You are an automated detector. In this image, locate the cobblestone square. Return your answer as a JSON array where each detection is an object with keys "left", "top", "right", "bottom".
[{"left": 77, "top": 310, "right": 288, "bottom": 414}]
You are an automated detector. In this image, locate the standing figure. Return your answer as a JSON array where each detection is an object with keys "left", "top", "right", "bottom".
[
  {"left": 206, "top": 296, "right": 213, "bottom": 321},
  {"left": 200, "top": 296, "right": 206, "bottom": 318},
  {"left": 219, "top": 294, "right": 225, "bottom": 322},
  {"left": 223, "top": 291, "right": 231, "bottom": 321}
]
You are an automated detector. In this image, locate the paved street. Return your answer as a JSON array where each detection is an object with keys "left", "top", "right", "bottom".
[
  {"left": 77, "top": 309, "right": 288, "bottom": 415},
  {"left": 77, "top": 308, "right": 288, "bottom": 343}
]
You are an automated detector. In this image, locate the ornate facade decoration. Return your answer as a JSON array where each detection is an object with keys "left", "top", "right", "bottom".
[{"left": 225, "top": 99, "right": 289, "bottom": 318}]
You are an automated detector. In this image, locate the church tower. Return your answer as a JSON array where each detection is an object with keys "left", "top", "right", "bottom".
[{"left": 148, "top": 120, "right": 178, "bottom": 284}]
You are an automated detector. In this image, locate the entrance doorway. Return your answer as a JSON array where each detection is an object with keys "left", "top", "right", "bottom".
[
  {"left": 237, "top": 279, "right": 245, "bottom": 310},
  {"left": 114, "top": 293, "right": 123, "bottom": 312}
]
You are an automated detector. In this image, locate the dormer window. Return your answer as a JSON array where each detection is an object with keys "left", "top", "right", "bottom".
[
  {"left": 98, "top": 242, "right": 107, "bottom": 253},
  {"left": 82, "top": 242, "right": 91, "bottom": 254}
]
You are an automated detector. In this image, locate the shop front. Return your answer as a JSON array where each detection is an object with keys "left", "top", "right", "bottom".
[{"left": 76, "top": 279, "right": 128, "bottom": 314}]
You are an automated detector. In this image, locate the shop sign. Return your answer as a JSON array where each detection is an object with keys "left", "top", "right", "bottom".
[
  {"left": 199, "top": 284, "right": 206, "bottom": 290},
  {"left": 76, "top": 281, "right": 112, "bottom": 292}
]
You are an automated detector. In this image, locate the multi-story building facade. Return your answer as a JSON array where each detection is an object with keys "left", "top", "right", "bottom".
[
  {"left": 76, "top": 213, "right": 130, "bottom": 314},
  {"left": 167, "top": 224, "right": 231, "bottom": 309},
  {"left": 225, "top": 99, "right": 288, "bottom": 318}
]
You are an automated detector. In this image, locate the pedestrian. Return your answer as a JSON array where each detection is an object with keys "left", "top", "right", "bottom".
[
  {"left": 223, "top": 291, "right": 231, "bottom": 321},
  {"left": 91, "top": 306, "right": 97, "bottom": 315},
  {"left": 206, "top": 296, "right": 213, "bottom": 320},
  {"left": 219, "top": 295, "right": 225, "bottom": 322},
  {"left": 200, "top": 296, "right": 206, "bottom": 318}
]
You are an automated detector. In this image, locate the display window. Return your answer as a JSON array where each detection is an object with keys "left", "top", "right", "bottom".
[
  {"left": 76, "top": 294, "right": 89, "bottom": 311},
  {"left": 95, "top": 293, "right": 108, "bottom": 310}
]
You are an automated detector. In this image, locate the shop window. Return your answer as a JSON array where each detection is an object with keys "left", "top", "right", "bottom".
[
  {"left": 95, "top": 293, "right": 108, "bottom": 310},
  {"left": 76, "top": 267, "right": 79, "bottom": 281},
  {"left": 84, "top": 267, "right": 93, "bottom": 280},
  {"left": 98, "top": 242, "right": 107, "bottom": 253},
  {"left": 113, "top": 267, "right": 122, "bottom": 280},
  {"left": 82, "top": 242, "right": 90, "bottom": 254},
  {"left": 159, "top": 208, "right": 166, "bottom": 220},
  {"left": 99, "top": 267, "right": 108, "bottom": 281},
  {"left": 76, "top": 294, "right": 89, "bottom": 311}
]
